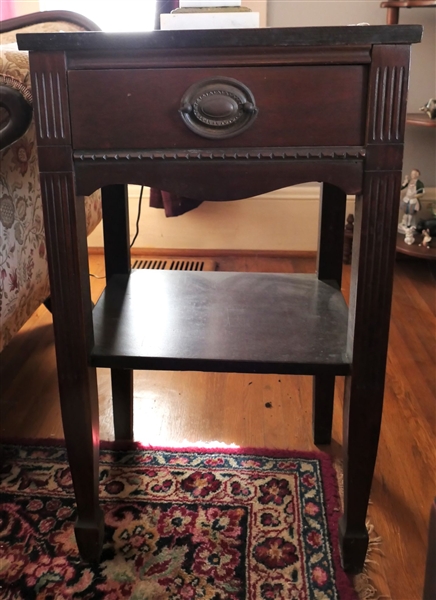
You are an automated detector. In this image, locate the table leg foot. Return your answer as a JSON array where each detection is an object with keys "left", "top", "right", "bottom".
[
  {"left": 75, "top": 508, "right": 105, "bottom": 563},
  {"left": 338, "top": 516, "right": 369, "bottom": 574}
]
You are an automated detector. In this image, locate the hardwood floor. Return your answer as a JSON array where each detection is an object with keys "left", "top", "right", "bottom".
[{"left": 0, "top": 252, "right": 434, "bottom": 599}]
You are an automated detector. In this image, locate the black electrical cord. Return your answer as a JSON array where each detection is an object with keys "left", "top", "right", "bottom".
[{"left": 130, "top": 185, "right": 144, "bottom": 248}]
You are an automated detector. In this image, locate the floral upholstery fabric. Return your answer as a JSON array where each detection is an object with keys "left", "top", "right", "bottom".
[{"left": 0, "top": 23, "right": 102, "bottom": 352}]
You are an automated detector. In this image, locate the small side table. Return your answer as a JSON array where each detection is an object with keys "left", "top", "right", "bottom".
[{"left": 18, "top": 25, "right": 422, "bottom": 573}]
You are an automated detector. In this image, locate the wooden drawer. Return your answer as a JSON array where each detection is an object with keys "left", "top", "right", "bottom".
[{"left": 68, "top": 66, "right": 367, "bottom": 150}]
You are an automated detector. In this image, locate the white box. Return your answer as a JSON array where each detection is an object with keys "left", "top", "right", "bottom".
[
  {"left": 179, "top": 0, "right": 242, "bottom": 7},
  {"left": 161, "top": 12, "right": 259, "bottom": 30}
]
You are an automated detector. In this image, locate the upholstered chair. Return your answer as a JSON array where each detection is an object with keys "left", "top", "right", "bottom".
[{"left": 0, "top": 11, "right": 103, "bottom": 351}]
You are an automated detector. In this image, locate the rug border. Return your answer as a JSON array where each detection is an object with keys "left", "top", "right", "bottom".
[{"left": 0, "top": 437, "right": 357, "bottom": 599}]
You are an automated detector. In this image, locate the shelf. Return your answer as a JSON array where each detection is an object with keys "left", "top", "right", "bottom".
[
  {"left": 406, "top": 113, "right": 436, "bottom": 127},
  {"left": 91, "top": 271, "right": 351, "bottom": 375},
  {"left": 381, "top": 1, "right": 436, "bottom": 8},
  {"left": 396, "top": 232, "right": 436, "bottom": 259}
]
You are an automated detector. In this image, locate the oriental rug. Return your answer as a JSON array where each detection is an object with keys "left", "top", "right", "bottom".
[{"left": 0, "top": 442, "right": 358, "bottom": 600}]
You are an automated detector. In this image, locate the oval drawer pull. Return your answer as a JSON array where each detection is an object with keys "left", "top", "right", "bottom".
[
  {"left": 201, "top": 96, "right": 237, "bottom": 119},
  {"left": 179, "top": 76, "right": 258, "bottom": 139}
]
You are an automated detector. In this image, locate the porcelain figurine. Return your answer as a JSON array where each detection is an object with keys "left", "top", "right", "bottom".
[
  {"left": 404, "top": 227, "right": 416, "bottom": 245},
  {"left": 398, "top": 169, "right": 425, "bottom": 233},
  {"left": 419, "top": 229, "right": 432, "bottom": 249},
  {"left": 420, "top": 98, "right": 436, "bottom": 120},
  {"left": 416, "top": 218, "right": 436, "bottom": 237}
]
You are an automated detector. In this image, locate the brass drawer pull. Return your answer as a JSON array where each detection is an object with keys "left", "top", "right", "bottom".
[{"left": 179, "top": 76, "right": 258, "bottom": 139}]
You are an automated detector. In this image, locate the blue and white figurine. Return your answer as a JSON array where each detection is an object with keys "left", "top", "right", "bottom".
[{"left": 398, "top": 168, "right": 425, "bottom": 233}]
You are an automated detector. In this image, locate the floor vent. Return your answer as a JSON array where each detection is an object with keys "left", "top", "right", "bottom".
[{"left": 132, "top": 258, "right": 217, "bottom": 271}]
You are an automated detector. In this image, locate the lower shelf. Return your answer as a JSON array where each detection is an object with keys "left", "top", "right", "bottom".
[
  {"left": 406, "top": 113, "right": 436, "bottom": 127},
  {"left": 396, "top": 232, "right": 436, "bottom": 260},
  {"left": 91, "top": 270, "right": 351, "bottom": 375}
]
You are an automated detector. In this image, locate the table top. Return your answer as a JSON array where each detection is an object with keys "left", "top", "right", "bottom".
[{"left": 17, "top": 25, "right": 422, "bottom": 52}]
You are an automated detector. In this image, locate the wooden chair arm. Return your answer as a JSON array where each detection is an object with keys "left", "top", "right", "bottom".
[
  {"left": 0, "top": 10, "right": 101, "bottom": 34},
  {"left": 0, "top": 84, "right": 33, "bottom": 150},
  {"left": 0, "top": 11, "right": 101, "bottom": 150}
]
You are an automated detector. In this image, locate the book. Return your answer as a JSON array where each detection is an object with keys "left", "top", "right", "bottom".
[
  {"left": 173, "top": 7, "right": 251, "bottom": 13},
  {"left": 179, "top": 0, "right": 242, "bottom": 7},
  {"left": 160, "top": 12, "right": 259, "bottom": 29}
]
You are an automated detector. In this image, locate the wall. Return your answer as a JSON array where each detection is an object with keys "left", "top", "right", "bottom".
[
  {"left": 244, "top": 0, "right": 267, "bottom": 26},
  {"left": 87, "top": 185, "right": 358, "bottom": 250},
  {"left": 14, "top": 1, "right": 40, "bottom": 16},
  {"left": 402, "top": 4, "right": 436, "bottom": 191}
]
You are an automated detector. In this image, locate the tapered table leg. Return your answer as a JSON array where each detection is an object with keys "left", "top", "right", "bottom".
[
  {"left": 30, "top": 50, "right": 105, "bottom": 562},
  {"left": 101, "top": 185, "right": 134, "bottom": 440},
  {"left": 338, "top": 40, "right": 411, "bottom": 571},
  {"left": 111, "top": 369, "right": 134, "bottom": 440},
  {"left": 41, "top": 173, "right": 104, "bottom": 562},
  {"left": 340, "top": 172, "right": 401, "bottom": 572},
  {"left": 313, "top": 182, "right": 346, "bottom": 445},
  {"left": 313, "top": 374, "right": 336, "bottom": 445}
]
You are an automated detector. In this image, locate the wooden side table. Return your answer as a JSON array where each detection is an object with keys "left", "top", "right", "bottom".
[{"left": 18, "top": 25, "right": 422, "bottom": 573}]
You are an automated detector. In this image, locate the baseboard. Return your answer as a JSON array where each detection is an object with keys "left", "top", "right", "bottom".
[{"left": 88, "top": 247, "right": 317, "bottom": 258}]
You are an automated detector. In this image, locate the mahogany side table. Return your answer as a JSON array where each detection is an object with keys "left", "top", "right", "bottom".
[{"left": 18, "top": 25, "right": 422, "bottom": 573}]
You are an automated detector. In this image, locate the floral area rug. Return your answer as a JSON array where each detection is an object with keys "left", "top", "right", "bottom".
[{"left": 0, "top": 442, "right": 358, "bottom": 600}]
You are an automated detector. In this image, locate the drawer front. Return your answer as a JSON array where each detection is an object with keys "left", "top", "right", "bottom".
[{"left": 68, "top": 66, "right": 366, "bottom": 150}]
